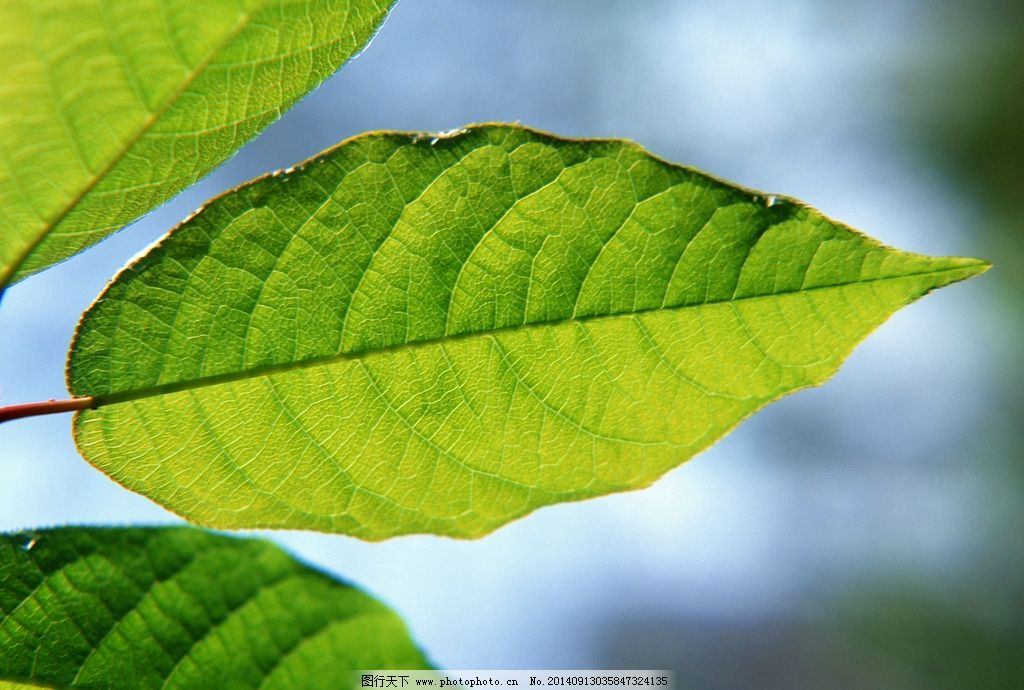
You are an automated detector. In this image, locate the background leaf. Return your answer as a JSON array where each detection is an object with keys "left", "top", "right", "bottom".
[
  {"left": 0, "top": 0, "right": 393, "bottom": 294},
  {"left": 0, "top": 682, "right": 56, "bottom": 690},
  {"left": 0, "top": 526, "right": 429, "bottom": 689},
  {"left": 67, "top": 124, "right": 988, "bottom": 539}
]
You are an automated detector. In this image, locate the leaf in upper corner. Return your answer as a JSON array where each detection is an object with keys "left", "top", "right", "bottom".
[
  {"left": 0, "top": 0, "right": 394, "bottom": 294},
  {"left": 66, "top": 124, "right": 989, "bottom": 539},
  {"left": 0, "top": 527, "right": 430, "bottom": 689}
]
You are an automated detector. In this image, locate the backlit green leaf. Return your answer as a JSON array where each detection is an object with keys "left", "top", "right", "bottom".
[
  {"left": 0, "top": 527, "right": 429, "bottom": 689},
  {"left": 0, "top": 681, "right": 53, "bottom": 690},
  {"left": 67, "top": 124, "right": 989, "bottom": 539},
  {"left": 0, "top": 0, "right": 393, "bottom": 293}
]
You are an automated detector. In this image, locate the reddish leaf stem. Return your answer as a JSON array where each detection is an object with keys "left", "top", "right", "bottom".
[{"left": 0, "top": 397, "right": 96, "bottom": 424}]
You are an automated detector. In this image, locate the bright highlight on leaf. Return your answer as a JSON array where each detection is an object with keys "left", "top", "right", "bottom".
[
  {"left": 0, "top": 0, "right": 394, "bottom": 294},
  {"left": 67, "top": 124, "right": 989, "bottom": 539},
  {"left": 0, "top": 682, "right": 44, "bottom": 690},
  {"left": 0, "top": 527, "right": 430, "bottom": 689}
]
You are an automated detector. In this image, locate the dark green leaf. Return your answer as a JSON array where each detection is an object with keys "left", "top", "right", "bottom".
[{"left": 0, "top": 527, "right": 429, "bottom": 688}]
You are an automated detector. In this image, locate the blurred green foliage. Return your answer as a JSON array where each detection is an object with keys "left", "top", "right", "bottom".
[{"left": 843, "top": 3, "right": 1024, "bottom": 688}]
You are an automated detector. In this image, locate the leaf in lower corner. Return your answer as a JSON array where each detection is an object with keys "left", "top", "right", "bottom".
[
  {"left": 66, "top": 124, "right": 989, "bottom": 539},
  {"left": 0, "top": 527, "right": 430, "bottom": 689},
  {"left": 0, "top": 0, "right": 394, "bottom": 293}
]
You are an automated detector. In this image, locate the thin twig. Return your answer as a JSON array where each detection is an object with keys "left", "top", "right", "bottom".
[{"left": 0, "top": 397, "right": 96, "bottom": 424}]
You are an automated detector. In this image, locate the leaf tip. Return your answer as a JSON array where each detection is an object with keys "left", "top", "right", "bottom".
[
  {"left": 914, "top": 254, "right": 992, "bottom": 291},
  {"left": 942, "top": 255, "right": 993, "bottom": 284},
  {"left": 962, "top": 257, "right": 993, "bottom": 277}
]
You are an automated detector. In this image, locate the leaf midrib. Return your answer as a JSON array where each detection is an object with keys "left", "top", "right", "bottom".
[
  {"left": 0, "top": 5, "right": 261, "bottom": 292},
  {"left": 79, "top": 262, "right": 984, "bottom": 406}
]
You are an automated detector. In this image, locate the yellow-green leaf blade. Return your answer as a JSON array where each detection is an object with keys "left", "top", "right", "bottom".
[
  {"left": 0, "top": 0, "right": 393, "bottom": 292},
  {"left": 67, "top": 124, "right": 989, "bottom": 539},
  {"left": 0, "top": 527, "right": 430, "bottom": 689}
]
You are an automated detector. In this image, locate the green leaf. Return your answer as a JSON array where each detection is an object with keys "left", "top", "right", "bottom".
[
  {"left": 0, "top": 0, "right": 393, "bottom": 293},
  {"left": 0, "top": 527, "right": 430, "bottom": 689},
  {"left": 67, "top": 124, "right": 989, "bottom": 539},
  {"left": 0, "top": 682, "right": 55, "bottom": 690}
]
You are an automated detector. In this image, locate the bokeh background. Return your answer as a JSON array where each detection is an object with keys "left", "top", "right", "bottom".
[{"left": 1, "top": 1, "right": 1020, "bottom": 687}]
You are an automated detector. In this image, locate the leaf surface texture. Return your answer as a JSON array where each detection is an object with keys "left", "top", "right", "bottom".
[
  {"left": 0, "top": 0, "right": 393, "bottom": 291},
  {"left": 68, "top": 125, "right": 989, "bottom": 538},
  {"left": 0, "top": 527, "right": 428, "bottom": 689}
]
